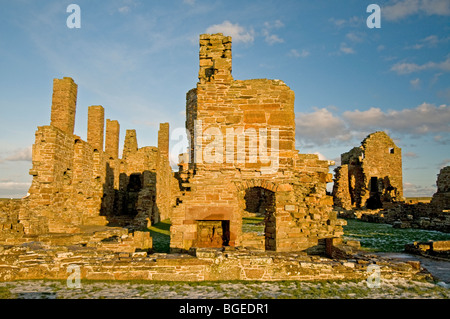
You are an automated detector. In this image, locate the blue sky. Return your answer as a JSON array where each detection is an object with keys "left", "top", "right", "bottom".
[{"left": 0, "top": 0, "right": 449, "bottom": 198}]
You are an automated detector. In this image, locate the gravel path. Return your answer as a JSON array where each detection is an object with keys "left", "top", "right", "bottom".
[{"left": 0, "top": 278, "right": 448, "bottom": 299}]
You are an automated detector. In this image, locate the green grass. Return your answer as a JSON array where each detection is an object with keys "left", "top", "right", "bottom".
[
  {"left": 242, "top": 216, "right": 265, "bottom": 234},
  {"left": 148, "top": 219, "right": 171, "bottom": 253},
  {"left": 343, "top": 219, "right": 450, "bottom": 252}
]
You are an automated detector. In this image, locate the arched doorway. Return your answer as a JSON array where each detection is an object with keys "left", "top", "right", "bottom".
[{"left": 242, "top": 186, "right": 276, "bottom": 251}]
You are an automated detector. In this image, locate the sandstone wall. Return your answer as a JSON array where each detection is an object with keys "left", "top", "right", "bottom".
[
  {"left": 18, "top": 77, "right": 176, "bottom": 237},
  {"left": 431, "top": 166, "right": 450, "bottom": 211},
  {"left": 171, "top": 33, "right": 344, "bottom": 253},
  {"left": 0, "top": 246, "right": 425, "bottom": 282},
  {"left": 333, "top": 131, "right": 403, "bottom": 209}
]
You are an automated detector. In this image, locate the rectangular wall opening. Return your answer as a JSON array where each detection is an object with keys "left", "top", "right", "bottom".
[{"left": 196, "top": 220, "right": 230, "bottom": 248}]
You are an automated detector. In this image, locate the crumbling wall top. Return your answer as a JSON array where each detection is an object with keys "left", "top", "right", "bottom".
[{"left": 198, "top": 33, "right": 232, "bottom": 84}]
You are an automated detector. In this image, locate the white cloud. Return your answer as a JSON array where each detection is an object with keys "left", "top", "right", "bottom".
[
  {"left": 262, "top": 20, "right": 284, "bottom": 45},
  {"left": 295, "top": 108, "right": 352, "bottom": 146},
  {"left": 346, "top": 32, "right": 365, "bottom": 43},
  {"left": 391, "top": 56, "right": 450, "bottom": 74},
  {"left": 438, "top": 158, "right": 450, "bottom": 168},
  {"left": 403, "top": 181, "right": 436, "bottom": 197},
  {"left": 295, "top": 103, "right": 450, "bottom": 147},
  {"left": 434, "top": 134, "right": 450, "bottom": 145},
  {"left": 329, "top": 16, "right": 361, "bottom": 28},
  {"left": 408, "top": 35, "right": 441, "bottom": 49},
  {"left": 288, "top": 49, "right": 310, "bottom": 58},
  {"left": 183, "top": 0, "right": 196, "bottom": 5},
  {"left": 404, "top": 151, "right": 418, "bottom": 158},
  {"left": 339, "top": 42, "right": 355, "bottom": 55},
  {"left": 343, "top": 103, "right": 450, "bottom": 135},
  {"left": 0, "top": 181, "right": 31, "bottom": 198},
  {"left": 206, "top": 21, "right": 254, "bottom": 44},
  {"left": 383, "top": 0, "right": 450, "bottom": 21},
  {"left": 410, "top": 78, "right": 420, "bottom": 89},
  {"left": 0, "top": 147, "right": 32, "bottom": 163},
  {"left": 263, "top": 20, "right": 284, "bottom": 29},
  {"left": 263, "top": 32, "right": 284, "bottom": 45},
  {"left": 118, "top": 6, "right": 131, "bottom": 13}
]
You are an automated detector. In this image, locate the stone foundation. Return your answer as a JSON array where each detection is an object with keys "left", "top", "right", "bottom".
[{"left": 0, "top": 245, "right": 428, "bottom": 282}]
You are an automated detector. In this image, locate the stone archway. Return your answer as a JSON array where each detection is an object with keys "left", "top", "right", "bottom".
[{"left": 238, "top": 182, "right": 277, "bottom": 251}]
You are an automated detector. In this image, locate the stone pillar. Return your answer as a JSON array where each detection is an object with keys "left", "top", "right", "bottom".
[
  {"left": 123, "top": 129, "right": 138, "bottom": 159},
  {"left": 105, "top": 119, "right": 120, "bottom": 158},
  {"left": 158, "top": 123, "right": 169, "bottom": 159},
  {"left": 50, "top": 77, "right": 77, "bottom": 135},
  {"left": 87, "top": 105, "right": 105, "bottom": 151},
  {"left": 199, "top": 33, "right": 232, "bottom": 84}
]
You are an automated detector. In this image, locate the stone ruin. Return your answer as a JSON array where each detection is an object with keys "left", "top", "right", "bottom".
[
  {"left": 170, "top": 33, "right": 345, "bottom": 253},
  {"left": 0, "top": 33, "right": 432, "bottom": 283},
  {"left": 368, "top": 166, "right": 450, "bottom": 232},
  {"left": 331, "top": 130, "right": 450, "bottom": 233},
  {"left": 332, "top": 131, "right": 403, "bottom": 210},
  {"left": 0, "top": 77, "right": 177, "bottom": 251},
  {"left": 0, "top": 33, "right": 346, "bottom": 255}
]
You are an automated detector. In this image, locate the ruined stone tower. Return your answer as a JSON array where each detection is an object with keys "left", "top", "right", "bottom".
[
  {"left": 332, "top": 131, "right": 403, "bottom": 210},
  {"left": 20, "top": 77, "right": 177, "bottom": 235},
  {"left": 170, "top": 33, "right": 345, "bottom": 253}
]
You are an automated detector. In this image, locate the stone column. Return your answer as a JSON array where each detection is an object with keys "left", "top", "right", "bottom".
[
  {"left": 158, "top": 123, "right": 170, "bottom": 159},
  {"left": 87, "top": 105, "right": 105, "bottom": 151},
  {"left": 123, "top": 129, "right": 138, "bottom": 160},
  {"left": 198, "top": 33, "right": 233, "bottom": 84},
  {"left": 50, "top": 77, "right": 78, "bottom": 135},
  {"left": 105, "top": 119, "right": 120, "bottom": 158}
]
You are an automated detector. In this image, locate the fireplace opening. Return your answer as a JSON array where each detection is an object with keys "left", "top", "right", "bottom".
[{"left": 196, "top": 220, "right": 230, "bottom": 248}]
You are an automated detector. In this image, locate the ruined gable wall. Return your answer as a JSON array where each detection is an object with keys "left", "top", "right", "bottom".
[
  {"left": 431, "top": 166, "right": 450, "bottom": 211},
  {"left": 361, "top": 132, "right": 403, "bottom": 204},
  {"left": 332, "top": 165, "right": 352, "bottom": 210},
  {"left": 187, "top": 33, "right": 296, "bottom": 174},
  {"left": 172, "top": 34, "right": 343, "bottom": 253}
]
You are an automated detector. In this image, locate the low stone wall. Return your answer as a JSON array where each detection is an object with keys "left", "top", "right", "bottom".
[
  {"left": 336, "top": 205, "right": 450, "bottom": 233},
  {"left": 0, "top": 245, "right": 428, "bottom": 282},
  {"left": 0, "top": 199, "right": 24, "bottom": 242},
  {"left": 405, "top": 240, "right": 450, "bottom": 260}
]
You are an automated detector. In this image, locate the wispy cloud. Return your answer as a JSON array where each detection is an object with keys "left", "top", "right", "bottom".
[
  {"left": 296, "top": 107, "right": 353, "bottom": 146},
  {"left": 403, "top": 181, "right": 436, "bottom": 197},
  {"left": 391, "top": 56, "right": 450, "bottom": 74},
  {"left": 406, "top": 35, "right": 449, "bottom": 49},
  {"left": 339, "top": 42, "right": 355, "bottom": 55},
  {"left": 404, "top": 151, "right": 418, "bottom": 158},
  {"left": 262, "top": 20, "right": 284, "bottom": 45},
  {"left": 288, "top": 49, "right": 310, "bottom": 58},
  {"left": 183, "top": 0, "right": 196, "bottom": 5},
  {"left": 438, "top": 158, "right": 450, "bottom": 169},
  {"left": 295, "top": 103, "right": 450, "bottom": 147},
  {"left": 383, "top": 0, "right": 450, "bottom": 21},
  {"left": 410, "top": 78, "right": 420, "bottom": 89},
  {"left": 346, "top": 31, "right": 365, "bottom": 43},
  {"left": 206, "top": 21, "right": 255, "bottom": 44},
  {"left": 342, "top": 103, "right": 450, "bottom": 135},
  {"left": 329, "top": 16, "right": 361, "bottom": 28},
  {"left": 0, "top": 147, "right": 32, "bottom": 164}
]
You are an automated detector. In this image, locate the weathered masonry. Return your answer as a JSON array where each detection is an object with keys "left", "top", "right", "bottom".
[
  {"left": 170, "top": 33, "right": 345, "bottom": 253},
  {"left": 19, "top": 77, "right": 177, "bottom": 236},
  {"left": 332, "top": 131, "right": 403, "bottom": 210},
  {"left": 1, "top": 33, "right": 346, "bottom": 256}
]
